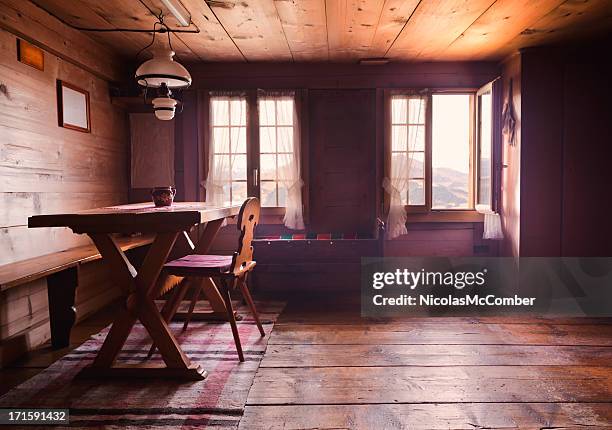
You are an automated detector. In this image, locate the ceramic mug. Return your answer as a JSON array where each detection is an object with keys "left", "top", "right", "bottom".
[{"left": 151, "top": 186, "right": 176, "bottom": 207}]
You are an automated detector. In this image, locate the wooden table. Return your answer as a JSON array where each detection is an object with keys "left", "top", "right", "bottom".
[{"left": 29, "top": 202, "right": 240, "bottom": 380}]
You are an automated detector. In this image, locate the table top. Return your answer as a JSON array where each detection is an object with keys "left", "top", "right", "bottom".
[{"left": 28, "top": 202, "right": 241, "bottom": 234}]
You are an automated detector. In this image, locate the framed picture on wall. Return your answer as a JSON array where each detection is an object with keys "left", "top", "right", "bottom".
[{"left": 57, "top": 80, "right": 90, "bottom": 133}]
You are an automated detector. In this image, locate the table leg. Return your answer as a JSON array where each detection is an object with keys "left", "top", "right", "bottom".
[{"left": 77, "top": 232, "right": 206, "bottom": 380}]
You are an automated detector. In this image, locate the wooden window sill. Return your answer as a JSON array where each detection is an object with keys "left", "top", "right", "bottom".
[
  {"left": 225, "top": 207, "right": 287, "bottom": 225},
  {"left": 406, "top": 210, "right": 484, "bottom": 223}
]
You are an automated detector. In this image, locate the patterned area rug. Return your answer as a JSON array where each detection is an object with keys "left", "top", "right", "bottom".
[{"left": 0, "top": 301, "right": 285, "bottom": 429}]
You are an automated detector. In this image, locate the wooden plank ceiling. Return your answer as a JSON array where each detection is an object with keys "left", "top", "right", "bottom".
[{"left": 29, "top": 0, "right": 612, "bottom": 62}]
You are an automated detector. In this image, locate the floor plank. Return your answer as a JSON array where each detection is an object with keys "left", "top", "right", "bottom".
[
  {"left": 248, "top": 366, "right": 612, "bottom": 404},
  {"left": 270, "top": 322, "right": 612, "bottom": 346},
  {"left": 239, "top": 403, "right": 612, "bottom": 430},
  {"left": 261, "top": 344, "right": 612, "bottom": 367},
  {"left": 275, "top": 296, "right": 612, "bottom": 326}
]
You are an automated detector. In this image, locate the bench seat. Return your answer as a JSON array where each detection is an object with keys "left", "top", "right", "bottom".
[
  {"left": 0, "top": 234, "right": 154, "bottom": 292},
  {"left": 0, "top": 234, "right": 155, "bottom": 366}
]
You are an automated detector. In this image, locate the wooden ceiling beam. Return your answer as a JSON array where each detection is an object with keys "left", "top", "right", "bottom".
[
  {"left": 386, "top": 0, "right": 496, "bottom": 61},
  {"left": 207, "top": 0, "right": 292, "bottom": 62}
]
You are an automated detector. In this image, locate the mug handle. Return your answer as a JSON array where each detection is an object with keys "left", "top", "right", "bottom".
[{"left": 171, "top": 187, "right": 177, "bottom": 196}]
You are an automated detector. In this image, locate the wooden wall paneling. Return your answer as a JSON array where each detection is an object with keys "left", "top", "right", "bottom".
[
  {"left": 0, "top": 278, "right": 48, "bottom": 338},
  {"left": 498, "top": 0, "right": 612, "bottom": 61},
  {"left": 299, "top": 89, "right": 310, "bottom": 224},
  {"left": 0, "top": 22, "right": 128, "bottom": 265},
  {"left": 519, "top": 48, "right": 564, "bottom": 256},
  {"left": 207, "top": 0, "right": 292, "bottom": 62},
  {"left": 499, "top": 54, "right": 521, "bottom": 257},
  {"left": 442, "top": 0, "right": 565, "bottom": 61},
  {"left": 75, "top": 260, "right": 121, "bottom": 322},
  {"left": 0, "top": 0, "right": 123, "bottom": 81},
  {"left": 0, "top": 318, "right": 50, "bottom": 368},
  {"left": 0, "top": 278, "right": 50, "bottom": 367},
  {"left": 366, "top": 0, "right": 421, "bottom": 58},
  {"left": 173, "top": 101, "right": 185, "bottom": 202},
  {"left": 386, "top": 0, "right": 496, "bottom": 61},
  {"left": 187, "top": 62, "right": 500, "bottom": 91},
  {"left": 0, "top": 227, "right": 91, "bottom": 266},
  {"left": 273, "top": 0, "right": 328, "bottom": 61},
  {"left": 308, "top": 89, "right": 376, "bottom": 234},
  {"left": 561, "top": 55, "right": 612, "bottom": 256},
  {"left": 325, "top": 1, "right": 384, "bottom": 61},
  {"left": 129, "top": 113, "right": 175, "bottom": 189},
  {"left": 384, "top": 224, "right": 474, "bottom": 257},
  {"left": 197, "top": 90, "right": 210, "bottom": 202},
  {"left": 375, "top": 88, "right": 384, "bottom": 226},
  {"left": 180, "top": 90, "right": 200, "bottom": 202}
]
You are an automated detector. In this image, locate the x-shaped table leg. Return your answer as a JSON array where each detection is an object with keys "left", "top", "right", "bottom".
[{"left": 76, "top": 232, "right": 206, "bottom": 380}]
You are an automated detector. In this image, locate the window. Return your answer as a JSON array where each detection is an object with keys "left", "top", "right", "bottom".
[
  {"left": 258, "top": 96, "right": 296, "bottom": 207},
  {"left": 205, "top": 91, "right": 305, "bottom": 229},
  {"left": 390, "top": 96, "right": 426, "bottom": 206},
  {"left": 432, "top": 94, "right": 472, "bottom": 209},
  {"left": 209, "top": 95, "right": 248, "bottom": 206},
  {"left": 477, "top": 85, "right": 493, "bottom": 208},
  {"left": 387, "top": 91, "right": 479, "bottom": 217}
]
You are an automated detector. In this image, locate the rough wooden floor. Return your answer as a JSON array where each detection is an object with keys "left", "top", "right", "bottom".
[
  {"left": 239, "top": 295, "right": 612, "bottom": 429},
  {"left": 3, "top": 296, "right": 612, "bottom": 429},
  {"left": 0, "top": 306, "right": 116, "bottom": 397}
]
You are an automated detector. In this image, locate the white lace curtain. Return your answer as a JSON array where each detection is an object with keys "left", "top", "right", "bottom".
[
  {"left": 476, "top": 205, "right": 504, "bottom": 240},
  {"left": 204, "top": 92, "right": 246, "bottom": 207},
  {"left": 384, "top": 95, "right": 426, "bottom": 239},
  {"left": 259, "top": 90, "right": 304, "bottom": 230}
]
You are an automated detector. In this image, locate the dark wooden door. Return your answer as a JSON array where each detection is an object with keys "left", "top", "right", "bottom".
[{"left": 309, "top": 89, "right": 376, "bottom": 234}]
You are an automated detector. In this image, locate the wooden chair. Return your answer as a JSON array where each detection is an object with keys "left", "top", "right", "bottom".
[{"left": 162, "top": 197, "right": 264, "bottom": 362}]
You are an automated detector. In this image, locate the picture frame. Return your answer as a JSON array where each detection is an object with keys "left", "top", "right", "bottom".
[
  {"left": 57, "top": 80, "right": 91, "bottom": 133},
  {"left": 16, "top": 39, "right": 44, "bottom": 71}
]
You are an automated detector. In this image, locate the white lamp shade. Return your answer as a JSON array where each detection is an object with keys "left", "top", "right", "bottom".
[
  {"left": 153, "top": 96, "right": 177, "bottom": 120},
  {"left": 135, "top": 49, "right": 192, "bottom": 89}
]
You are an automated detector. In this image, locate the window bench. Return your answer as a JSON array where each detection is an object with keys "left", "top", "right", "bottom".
[
  {"left": 251, "top": 222, "right": 385, "bottom": 292},
  {"left": 0, "top": 235, "right": 153, "bottom": 366}
]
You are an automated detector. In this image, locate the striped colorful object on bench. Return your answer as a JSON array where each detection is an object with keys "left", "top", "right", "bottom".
[{"left": 256, "top": 232, "right": 369, "bottom": 240}]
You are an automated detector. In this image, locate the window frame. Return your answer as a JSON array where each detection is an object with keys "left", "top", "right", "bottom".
[
  {"left": 256, "top": 93, "right": 300, "bottom": 209},
  {"left": 476, "top": 82, "right": 494, "bottom": 210},
  {"left": 203, "top": 89, "right": 307, "bottom": 220},
  {"left": 384, "top": 88, "right": 483, "bottom": 222},
  {"left": 208, "top": 95, "right": 249, "bottom": 206}
]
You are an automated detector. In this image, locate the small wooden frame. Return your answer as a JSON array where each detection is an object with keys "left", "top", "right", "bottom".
[
  {"left": 16, "top": 39, "right": 44, "bottom": 71},
  {"left": 57, "top": 80, "right": 91, "bottom": 133}
]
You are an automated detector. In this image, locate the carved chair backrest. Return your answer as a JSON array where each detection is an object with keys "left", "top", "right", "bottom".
[{"left": 230, "top": 197, "right": 260, "bottom": 275}]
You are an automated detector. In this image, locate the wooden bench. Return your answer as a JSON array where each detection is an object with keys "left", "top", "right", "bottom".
[
  {"left": 0, "top": 235, "right": 154, "bottom": 362},
  {"left": 251, "top": 220, "right": 385, "bottom": 292}
]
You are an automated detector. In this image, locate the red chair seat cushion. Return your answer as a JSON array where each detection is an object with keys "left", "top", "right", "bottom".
[{"left": 164, "top": 254, "right": 233, "bottom": 276}]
